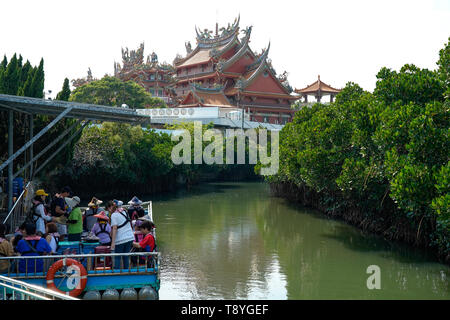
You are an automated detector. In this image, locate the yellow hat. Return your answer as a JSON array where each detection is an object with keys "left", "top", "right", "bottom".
[{"left": 35, "top": 189, "right": 48, "bottom": 196}]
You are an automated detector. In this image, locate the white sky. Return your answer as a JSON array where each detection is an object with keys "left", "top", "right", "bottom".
[{"left": 1, "top": 0, "right": 449, "bottom": 98}]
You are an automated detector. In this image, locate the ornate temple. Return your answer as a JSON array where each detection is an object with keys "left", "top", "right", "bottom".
[
  {"left": 173, "top": 16, "right": 298, "bottom": 124},
  {"left": 70, "top": 16, "right": 343, "bottom": 120},
  {"left": 113, "top": 43, "right": 175, "bottom": 105}
]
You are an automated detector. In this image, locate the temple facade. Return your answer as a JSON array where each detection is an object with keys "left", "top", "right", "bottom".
[
  {"left": 113, "top": 43, "right": 176, "bottom": 105},
  {"left": 173, "top": 16, "right": 298, "bottom": 124}
]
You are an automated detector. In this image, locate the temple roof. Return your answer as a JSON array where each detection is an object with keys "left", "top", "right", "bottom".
[
  {"left": 176, "top": 47, "right": 219, "bottom": 68},
  {"left": 175, "top": 16, "right": 243, "bottom": 68},
  {"left": 180, "top": 84, "right": 234, "bottom": 107},
  {"left": 195, "top": 15, "right": 240, "bottom": 48},
  {"left": 295, "top": 75, "right": 341, "bottom": 94}
]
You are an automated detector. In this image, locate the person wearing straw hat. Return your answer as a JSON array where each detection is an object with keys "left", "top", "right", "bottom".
[
  {"left": 127, "top": 196, "right": 145, "bottom": 221},
  {"left": 65, "top": 196, "right": 82, "bottom": 241},
  {"left": 33, "top": 189, "right": 54, "bottom": 236},
  {"left": 84, "top": 197, "right": 103, "bottom": 233},
  {"left": 90, "top": 211, "right": 111, "bottom": 246}
]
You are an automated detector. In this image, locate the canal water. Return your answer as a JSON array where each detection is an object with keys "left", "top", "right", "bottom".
[{"left": 144, "top": 182, "right": 449, "bottom": 299}]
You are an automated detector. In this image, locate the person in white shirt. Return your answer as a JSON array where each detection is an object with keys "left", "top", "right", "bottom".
[
  {"left": 106, "top": 200, "right": 134, "bottom": 269},
  {"left": 33, "top": 189, "right": 53, "bottom": 235}
]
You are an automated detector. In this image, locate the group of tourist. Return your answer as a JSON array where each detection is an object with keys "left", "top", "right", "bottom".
[{"left": 0, "top": 187, "right": 156, "bottom": 273}]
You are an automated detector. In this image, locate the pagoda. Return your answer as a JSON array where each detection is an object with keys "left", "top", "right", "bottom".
[
  {"left": 173, "top": 16, "right": 298, "bottom": 124},
  {"left": 294, "top": 75, "right": 341, "bottom": 103},
  {"left": 114, "top": 43, "right": 176, "bottom": 105}
]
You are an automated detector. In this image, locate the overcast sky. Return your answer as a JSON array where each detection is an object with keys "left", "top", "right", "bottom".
[{"left": 1, "top": 0, "right": 449, "bottom": 98}]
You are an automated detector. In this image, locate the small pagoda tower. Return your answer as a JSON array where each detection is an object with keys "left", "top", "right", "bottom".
[{"left": 294, "top": 75, "right": 341, "bottom": 103}]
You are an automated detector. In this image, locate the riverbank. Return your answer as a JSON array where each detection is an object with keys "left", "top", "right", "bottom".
[
  {"left": 269, "top": 181, "right": 450, "bottom": 266},
  {"left": 39, "top": 164, "right": 260, "bottom": 201}
]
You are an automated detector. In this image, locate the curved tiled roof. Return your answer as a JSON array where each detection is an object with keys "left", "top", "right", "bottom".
[{"left": 295, "top": 75, "right": 341, "bottom": 94}]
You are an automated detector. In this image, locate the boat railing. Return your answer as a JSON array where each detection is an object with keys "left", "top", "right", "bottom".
[
  {"left": 0, "top": 251, "right": 160, "bottom": 278},
  {"left": 0, "top": 275, "right": 79, "bottom": 300}
]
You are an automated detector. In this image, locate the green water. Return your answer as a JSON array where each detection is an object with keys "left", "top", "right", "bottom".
[{"left": 145, "top": 182, "right": 449, "bottom": 299}]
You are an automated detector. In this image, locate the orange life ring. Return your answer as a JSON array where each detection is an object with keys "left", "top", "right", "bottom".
[{"left": 46, "top": 258, "right": 87, "bottom": 297}]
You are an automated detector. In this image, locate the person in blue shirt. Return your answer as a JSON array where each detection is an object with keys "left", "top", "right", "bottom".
[{"left": 16, "top": 223, "right": 52, "bottom": 273}]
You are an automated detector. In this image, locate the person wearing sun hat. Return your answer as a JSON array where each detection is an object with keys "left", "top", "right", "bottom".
[
  {"left": 83, "top": 197, "right": 103, "bottom": 233},
  {"left": 65, "top": 196, "right": 83, "bottom": 241},
  {"left": 127, "top": 196, "right": 145, "bottom": 220},
  {"left": 90, "top": 211, "right": 111, "bottom": 246},
  {"left": 33, "top": 189, "right": 53, "bottom": 235}
]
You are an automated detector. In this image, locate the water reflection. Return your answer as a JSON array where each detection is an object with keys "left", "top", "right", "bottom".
[{"left": 146, "top": 182, "right": 450, "bottom": 300}]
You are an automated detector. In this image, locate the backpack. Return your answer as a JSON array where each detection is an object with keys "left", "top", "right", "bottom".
[{"left": 24, "top": 202, "right": 41, "bottom": 225}]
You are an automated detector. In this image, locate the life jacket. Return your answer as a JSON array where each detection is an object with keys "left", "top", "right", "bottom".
[
  {"left": 116, "top": 210, "right": 132, "bottom": 230},
  {"left": 134, "top": 231, "right": 144, "bottom": 243},
  {"left": 95, "top": 223, "right": 111, "bottom": 242},
  {"left": 21, "top": 239, "right": 44, "bottom": 255},
  {"left": 128, "top": 207, "right": 145, "bottom": 221}
]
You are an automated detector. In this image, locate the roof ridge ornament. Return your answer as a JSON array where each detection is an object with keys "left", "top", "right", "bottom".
[{"left": 196, "top": 15, "right": 241, "bottom": 48}]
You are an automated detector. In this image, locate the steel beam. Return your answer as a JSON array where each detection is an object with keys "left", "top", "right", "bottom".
[
  {"left": 0, "top": 106, "right": 73, "bottom": 172},
  {"left": 34, "top": 121, "right": 90, "bottom": 177},
  {"left": 13, "top": 119, "right": 82, "bottom": 179},
  {"left": 0, "top": 103, "right": 32, "bottom": 115}
]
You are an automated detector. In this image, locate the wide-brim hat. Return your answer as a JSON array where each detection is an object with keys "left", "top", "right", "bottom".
[
  {"left": 128, "top": 196, "right": 143, "bottom": 206},
  {"left": 113, "top": 199, "right": 123, "bottom": 207},
  {"left": 35, "top": 189, "right": 48, "bottom": 196},
  {"left": 65, "top": 196, "right": 80, "bottom": 208},
  {"left": 88, "top": 197, "right": 103, "bottom": 207},
  {"left": 93, "top": 210, "right": 109, "bottom": 222}
]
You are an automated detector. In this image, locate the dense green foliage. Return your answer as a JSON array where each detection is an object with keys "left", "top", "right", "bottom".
[
  {"left": 269, "top": 38, "right": 450, "bottom": 260},
  {"left": 51, "top": 121, "right": 257, "bottom": 197},
  {"left": 69, "top": 75, "right": 166, "bottom": 108}
]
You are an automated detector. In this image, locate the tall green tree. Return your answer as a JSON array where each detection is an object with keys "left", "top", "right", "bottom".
[
  {"left": 56, "top": 78, "right": 71, "bottom": 101},
  {"left": 2, "top": 53, "right": 20, "bottom": 95},
  {"left": 30, "top": 58, "right": 44, "bottom": 98}
]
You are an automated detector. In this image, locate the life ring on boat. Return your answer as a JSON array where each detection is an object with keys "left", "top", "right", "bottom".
[{"left": 46, "top": 258, "right": 87, "bottom": 297}]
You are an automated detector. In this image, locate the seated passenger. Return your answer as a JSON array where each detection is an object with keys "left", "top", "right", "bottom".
[
  {"left": 11, "top": 222, "right": 26, "bottom": 251},
  {"left": 0, "top": 223, "right": 15, "bottom": 273},
  {"left": 44, "top": 222, "right": 60, "bottom": 254},
  {"left": 127, "top": 196, "right": 145, "bottom": 220},
  {"left": 91, "top": 211, "right": 112, "bottom": 246},
  {"left": 15, "top": 223, "right": 52, "bottom": 273}
]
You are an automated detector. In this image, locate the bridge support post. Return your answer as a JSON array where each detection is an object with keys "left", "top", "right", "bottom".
[
  {"left": 8, "top": 110, "right": 13, "bottom": 212},
  {"left": 29, "top": 114, "right": 34, "bottom": 180}
]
